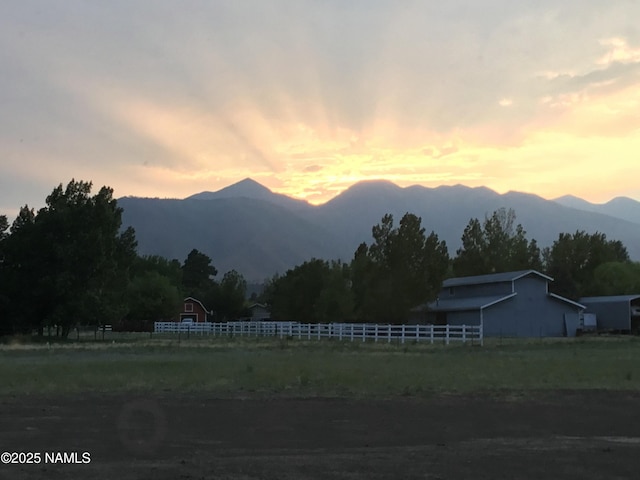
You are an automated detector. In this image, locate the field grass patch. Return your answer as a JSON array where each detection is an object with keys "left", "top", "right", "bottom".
[{"left": 1, "top": 335, "right": 639, "bottom": 396}]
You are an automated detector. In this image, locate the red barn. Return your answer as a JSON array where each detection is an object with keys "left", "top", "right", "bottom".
[{"left": 179, "top": 297, "right": 210, "bottom": 323}]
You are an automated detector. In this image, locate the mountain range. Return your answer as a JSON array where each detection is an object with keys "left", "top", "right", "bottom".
[{"left": 118, "top": 178, "right": 640, "bottom": 281}]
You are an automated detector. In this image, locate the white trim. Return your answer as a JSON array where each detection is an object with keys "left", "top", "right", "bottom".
[
  {"left": 443, "top": 269, "right": 553, "bottom": 288},
  {"left": 512, "top": 270, "right": 553, "bottom": 282},
  {"left": 184, "top": 296, "right": 209, "bottom": 313},
  {"left": 481, "top": 292, "right": 517, "bottom": 309},
  {"left": 548, "top": 293, "right": 586, "bottom": 309}
]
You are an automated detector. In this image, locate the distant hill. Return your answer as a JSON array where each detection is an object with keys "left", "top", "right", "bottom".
[
  {"left": 119, "top": 179, "right": 640, "bottom": 281},
  {"left": 118, "top": 195, "right": 340, "bottom": 281},
  {"left": 553, "top": 195, "right": 640, "bottom": 225},
  {"left": 186, "top": 177, "right": 311, "bottom": 212}
]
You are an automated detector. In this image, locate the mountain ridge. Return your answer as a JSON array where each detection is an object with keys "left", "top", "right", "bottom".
[
  {"left": 118, "top": 179, "right": 640, "bottom": 281},
  {"left": 187, "top": 177, "right": 312, "bottom": 212},
  {"left": 553, "top": 193, "right": 640, "bottom": 225}
]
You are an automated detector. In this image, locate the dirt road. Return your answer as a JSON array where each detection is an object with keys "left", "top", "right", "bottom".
[{"left": 1, "top": 391, "right": 639, "bottom": 479}]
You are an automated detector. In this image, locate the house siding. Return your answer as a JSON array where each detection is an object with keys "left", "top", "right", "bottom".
[
  {"left": 425, "top": 272, "right": 583, "bottom": 338},
  {"left": 179, "top": 299, "right": 209, "bottom": 323},
  {"left": 443, "top": 310, "right": 482, "bottom": 327},
  {"left": 483, "top": 294, "right": 574, "bottom": 337},
  {"left": 580, "top": 299, "right": 631, "bottom": 331}
]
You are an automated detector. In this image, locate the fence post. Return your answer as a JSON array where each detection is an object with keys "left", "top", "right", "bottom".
[
  {"left": 362, "top": 324, "right": 366, "bottom": 342},
  {"left": 430, "top": 325, "right": 434, "bottom": 344},
  {"left": 462, "top": 324, "right": 466, "bottom": 343},
  {"left": 374, "top": 324, "right": 378, "bottom": 343},
  {"left": 388, "top": 324, "right": 391, "bottom": 343},
  {"left": 339, "top": 323, "right": 343, "bottom": 341},
  {"left": 445, "top": 324, "right": 450, "bottom": 345},
  {"left": 401, "top": 324, "right": 406, "bottom": 344}
]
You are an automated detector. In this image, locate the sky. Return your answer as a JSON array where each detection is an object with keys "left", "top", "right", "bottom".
[{"left": 1, "top": 1, "right": 640, "bottom": 219}]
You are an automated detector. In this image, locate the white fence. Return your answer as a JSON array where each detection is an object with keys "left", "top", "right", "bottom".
[{"left": 154, "top": 321, "right": 483, "bottom": 345}]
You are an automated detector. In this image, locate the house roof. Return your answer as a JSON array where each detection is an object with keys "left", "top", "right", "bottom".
[
  {"left": 248, "top": 302, "right": 268, "bottom": 310},
  {"left": 579, "top": 295, "right": 640, "bottom": 304},
  {"left": 184, "top": 296, "right": 210, "bottom": 312},
  {"left": 548, "top": 293, "right": 586, "bottom": 310},
  {"left": 443, "top": 270, "right": 553, "bottom": 288},
  {"left": 425, "top": 293, "right": 517, "bottom": 312}
]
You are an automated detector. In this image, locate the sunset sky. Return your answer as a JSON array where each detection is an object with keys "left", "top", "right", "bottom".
[{"left": 1, "top": 1, "right": 639, "bottom": 218}]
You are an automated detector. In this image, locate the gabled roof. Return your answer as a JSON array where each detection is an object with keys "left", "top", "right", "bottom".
[
  {"left": 579, "top": 295, "right": 640, "bottom": 303},
  {"left": 548, "top": 293, "right": 586, "bottom": 310},
  {"left": 183, "top": 296, "right": 210, "bottom": 312},
  {"left": 426, "top": 293, "right": 517, "bottom": 312},
  {"left": 443, "top": 270, "right": 553, "bottom": 288},
  {"left": 248, "top": 302, "right": 269, "bottom": 310}
]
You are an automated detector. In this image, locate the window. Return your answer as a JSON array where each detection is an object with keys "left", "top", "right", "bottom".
[{"left": 184, "top": 303, "right": 193, "bottom": 312}]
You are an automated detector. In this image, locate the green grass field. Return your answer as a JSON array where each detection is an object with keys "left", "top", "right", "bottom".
[{"left": 1, "top": 334, "right": 639, "bottom": 396}]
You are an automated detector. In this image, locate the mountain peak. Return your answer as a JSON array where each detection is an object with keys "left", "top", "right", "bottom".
[
  {"left": 607, "top": 196, "right": 638, "bottom": 206},
  {"left": 186, "top": 178, "right": 312, "bottom": 211},
  {"left": 186, "top": 178, "right": 272, "bottom": 201},
  {"left": 552, "top": 194, "right": 592, "bottom": 209},
  {"left": 554, "top": 194, "right": 583, "bottom": 201},
  {"left": 217, "top": 177, "right": 272, "bottom": 196}
]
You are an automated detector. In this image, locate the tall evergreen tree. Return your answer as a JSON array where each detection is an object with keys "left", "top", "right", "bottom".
[
  {"left": 181, "top": 248, "right": 217, "bottom": 301},
  {"left": 265, "top": 259, "right": 353, "bottom": 322},
  {"left": 214, "top": 270, "right": 248, "bottom": 321},
  {"left": 453, "top": 208, "right": 541, "bottom": 276},
  {"left": 1, "top": 180, "right": 137, "bottom": 336},
  {"left": 351, "top": 213, "right": 449, "bottom": 323},
  {"left": 0, "top": 214, "right": 8, "bottom": 241}
]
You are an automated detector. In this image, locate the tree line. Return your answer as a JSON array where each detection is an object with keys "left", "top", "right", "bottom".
[
  {"left": 0, "top": 180, "right": 245, "bottom": 337},
  {"left": 260, "top": 206, "right": 635, "bottom": 323},
  {"left": 1, "top": 179, "right": 637, "bottom": 335}
]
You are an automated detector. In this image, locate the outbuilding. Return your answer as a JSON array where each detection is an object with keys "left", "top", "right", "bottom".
[
  {"left": 179, "top": 297, "right": 210, "bottom": 323},
  {"left": 413, "top": 270, "right": 585, "bottom": 337},
  {"left": 579, "top": 295, "right": 640, "bottom": 333},
  {"left": 247, "top": 303, "right": 271, "bottom": 321}
]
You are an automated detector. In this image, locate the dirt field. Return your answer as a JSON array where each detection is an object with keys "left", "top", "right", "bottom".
[{"left": 1, "top": 390, "right": 640, "bottom": 479}]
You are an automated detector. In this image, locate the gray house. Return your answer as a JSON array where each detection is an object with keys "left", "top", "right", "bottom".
[
  {"left": 414, "top": 270, "right": 585, "bottom": 337},
  {"left": 247, "top": 303, "right": 271, "bottom": 321},
  {"left": 579, "top": 295, "right": 640, "bottom": 333}
]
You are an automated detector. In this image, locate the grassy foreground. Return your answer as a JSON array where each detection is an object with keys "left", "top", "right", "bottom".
[{"left": 1, "top": 335, "right": 639, "bottom": 396}]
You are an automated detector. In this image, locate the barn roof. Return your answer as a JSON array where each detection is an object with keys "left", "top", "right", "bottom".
[
  {"left": 425, "top": 293, "right": 517, "bottom": 312},
  {"left": 184, "top": 296, "right": 210, "bottom": 312},
  {"left": 548, "top": 293, "right": 586, "bottom": 310},
  {"left": 579, "top": 295, "right": 640, "bottom": 303},
  {"left": 443, "top": 270, "right": 553, "bottom": 288}
]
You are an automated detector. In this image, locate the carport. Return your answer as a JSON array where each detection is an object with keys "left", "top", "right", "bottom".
[{"left": 579, "top": 295, "right": 640, "bottom": 333}]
